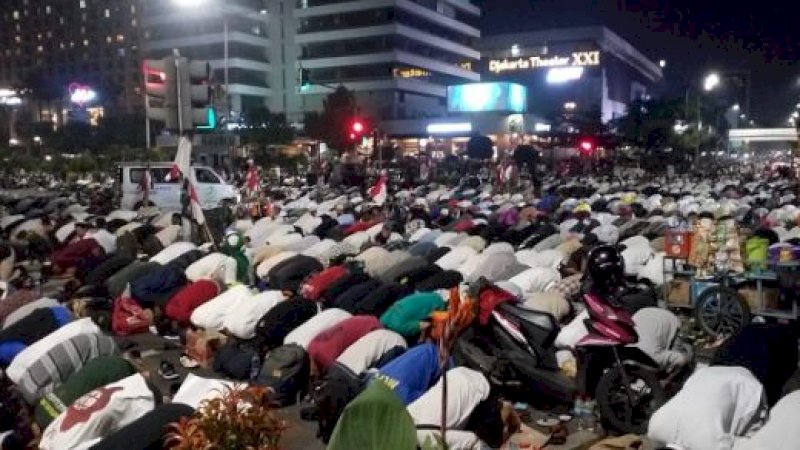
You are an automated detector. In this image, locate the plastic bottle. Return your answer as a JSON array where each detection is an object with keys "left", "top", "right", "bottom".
[
  {"left": 249, "top": 353, "right": 261, "bottom": 381},
  {"left": 583, "top": 398, "right": 597, "bottom": 432}
]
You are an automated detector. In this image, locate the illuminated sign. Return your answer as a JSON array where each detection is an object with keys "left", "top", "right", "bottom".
[
  {"left": 427, "top": 123, "right": 472, "bottom": 134},
  {"left": 393, "top": 67, "right": 430, "bottom": 79},
  {"left": 447, "top": 82, "right": 527, "bottom": 113},
  {"left": 69, "top": 83, "right": 97, "bottom": 105},
  {"left": 546, "top": 67, "right": 584, "bottom": 84},
  {"left": 488, "top": 51, "right": 601, "bottom": 74}
]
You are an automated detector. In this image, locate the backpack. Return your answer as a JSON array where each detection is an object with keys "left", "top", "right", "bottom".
[
  {"left": 213, "top": 340, "right": 259, "bottom": 380},
  {"left": 112, "top": 291, "right": 151, "bottom": 336},
  {"left": 256, "top": 344, "right": 310, "bottom": 407},
  {"left": 313, "top": 364, "right": 364, "bottom": 443}
]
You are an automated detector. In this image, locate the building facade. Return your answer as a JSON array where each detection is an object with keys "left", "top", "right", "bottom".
[
  {"left": 480, "top": 26, "right": 663, "bottom": 124},
  {"left": 293, "top": 0, "right": 482, "bottom": 123},
  {"left": 139, "top": 0, "right": 271, "bottom": 120},
  {"left": 0, "top": 0, "right": 142, "bottom": 123}
]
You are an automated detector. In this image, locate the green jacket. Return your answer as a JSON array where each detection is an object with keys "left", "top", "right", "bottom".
[{"left": 380, "top": 292, "right": 445, "bottom": 337}]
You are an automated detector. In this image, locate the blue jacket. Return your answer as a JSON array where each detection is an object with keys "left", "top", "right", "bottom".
[{"left": 374, "top": 343, "right": 448, "bottom": 405}]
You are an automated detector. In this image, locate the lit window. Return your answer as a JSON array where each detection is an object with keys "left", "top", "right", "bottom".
[
  {"left": 13, "top": 11, "right": 19, "bottom": 20},
  {"left": 46, "top": 5, "right": 51, "bottom": 14},
  {"left": 83, "top": 39, "right": 89, "bottom": 46},
  {"left": 104, "top": 9, "right": 110, "bottom": 18},
  {"left": 117, "top": 34, "right": 124, "bottom": 42},
  {"left": 37, "top": 45, "right": 43, "bottom": 52},
  {"left": 14, "top": 36, "right": 20, "bottom": 43},
  {"left": 131, "top": 5, "right": 136, "bottom": 13},
  {"left": 106, "top": 36, "right": 111, "bottom": 43},
  {"left": 59, "top": 17, "right": 64, "bottom": 24},
  {"left": 131, "top": 19, "right": 137, "bottom": 27},
  {"left": 80, "top": 0, "right": 86, "bottom": 8},
  {"left": 60, "top": 42, "right": 65, "bottom": 49}
]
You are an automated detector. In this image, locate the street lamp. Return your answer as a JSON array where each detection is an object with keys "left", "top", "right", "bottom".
[
  {"left": 704, "top": 73, "right": 721, "bottom": 92},
  {"left": 731, "top": 104, "right": 740, "bottom": 112},
  {"left": 659, "top": 59, "right": 667, "bottom": 68}
]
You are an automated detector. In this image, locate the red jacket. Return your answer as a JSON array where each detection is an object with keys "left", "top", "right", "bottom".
[
  {"left": 164, "top": 279, "right": 221, "bottom": 323},
  {"left": 51, "top": 238, "right": 104, "bottom": 271},
  {"left": 344, "top": 220, "right": 377, "bottom": 236},
  {"left": 301, "top": 265, "right": 349, "bottom": 301},
  {"left": 308, "top": 315, "right": 381, "bottom": 372}
]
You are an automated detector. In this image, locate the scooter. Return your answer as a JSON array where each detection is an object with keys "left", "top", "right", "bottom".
[{"left": 454, "top": 284, "right": 673, "bottom": 434}]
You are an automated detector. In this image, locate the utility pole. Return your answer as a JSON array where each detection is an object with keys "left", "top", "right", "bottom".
[{"left": 174, "top": 49, "right": 184, "bottom": 136}]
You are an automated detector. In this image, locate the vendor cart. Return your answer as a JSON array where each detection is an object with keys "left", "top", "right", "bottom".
[{"left": 663, "top": 256, "right": 799, "bottom": 337}]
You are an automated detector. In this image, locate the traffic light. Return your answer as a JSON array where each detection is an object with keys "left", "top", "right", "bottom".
[
  {"left": 144, "top": 59, "right": 178, "bottom": 130},
  {"left": 299, "top": 68, "right": 311, "bottom": 92},
  {"left": 578, "top": 138, "right": 595, "bottom": 156},
  {"left": 178, "top": 59, "right": 213, "bottom": 130},
  {"left": 349, "top": 120, "right": 365, "bottom": 142}
]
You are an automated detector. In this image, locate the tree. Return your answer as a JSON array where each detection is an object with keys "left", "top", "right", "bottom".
[
  {"left": 466, "top": 135, "right": 493, "bottom": 160},
  {"left": 512, "top": 144, "right": 539, "bottom": 169},
  {"left": 304, "top": 86, "right": 358, "bottom": 153},
  {"left": 240, "top": 107, "right": 295, "bottom": 147}
]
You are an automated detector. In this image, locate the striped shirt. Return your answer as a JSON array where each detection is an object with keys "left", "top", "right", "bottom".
[{"left": 16, "top": 332, "right": 117, "bottom": 404}]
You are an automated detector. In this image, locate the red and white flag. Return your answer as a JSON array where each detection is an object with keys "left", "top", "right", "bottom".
[
  {"left": 188, "top": 173, "right": 206, "bottom": 225},
  {"left": 368, "top": 173, "right": 388, "bottom": 205},
  {"left": 166, "top": 136, "right": 192, "bottom": 181},
  {"left": 246, "top": 166, "right": 259, "bottom": 193}
]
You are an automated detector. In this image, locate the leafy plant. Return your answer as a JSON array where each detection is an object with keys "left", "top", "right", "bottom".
[{"left": 165, "top": 385, "right": 288, "bottom": 450}]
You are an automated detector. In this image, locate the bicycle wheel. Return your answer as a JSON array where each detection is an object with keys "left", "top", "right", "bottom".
[{"left": 694, "top": 285, "right": 750, "bottom": 337}]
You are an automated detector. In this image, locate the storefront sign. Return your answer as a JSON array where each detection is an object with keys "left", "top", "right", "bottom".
[{"left": 488, "top": 51, "right": 601, "bottom": 74}]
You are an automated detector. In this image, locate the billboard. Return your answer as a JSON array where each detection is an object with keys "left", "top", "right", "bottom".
[{"left": 447, "top": 82, "right": 527, "bottom": 113}]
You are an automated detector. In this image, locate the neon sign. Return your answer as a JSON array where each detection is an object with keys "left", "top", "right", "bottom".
[
  {"left": 68, "top": 83, "right": 97, "bottom": 105},
  {"left": 488, "top": 51, "right": 601, "bottom": 74}
]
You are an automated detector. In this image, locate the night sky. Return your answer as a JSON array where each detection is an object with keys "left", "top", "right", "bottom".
[{"left": 481, "top": 0, "right": 800, "bottom": 127}]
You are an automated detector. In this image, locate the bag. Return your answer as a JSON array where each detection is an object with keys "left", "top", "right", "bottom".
[
  {"left": 112, "top": 294, "right": 151, "bottom": 336},
  {"left": 314, "top": 364, "right": 364, "bottom": 443},
  {"left": 301, "top": 265, "right": 350, "bottom": 301},
  {"left": 256, "top": 344, "right": 310, "bottom": 407},
  {"left": 213, "top": 340, "right": 259, "bottom": 380},
  {"left": 745, "top": 236, "right": 770, "bottom": 269}
]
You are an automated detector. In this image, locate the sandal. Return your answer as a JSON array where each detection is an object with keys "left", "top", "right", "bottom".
[{"left": 158, "top": 361, "right": 180, "bottom": 380}]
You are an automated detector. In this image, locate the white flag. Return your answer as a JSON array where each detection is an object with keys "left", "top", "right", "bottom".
[{"left": 166, "top": 136, "right": 192, "bottom": 181}]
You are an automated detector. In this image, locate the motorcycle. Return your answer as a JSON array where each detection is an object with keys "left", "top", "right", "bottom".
[{"left": 455, "top": 284, "right": 676, "bottom": 434}]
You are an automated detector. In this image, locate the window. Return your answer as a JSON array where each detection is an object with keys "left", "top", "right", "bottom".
[
  {"left": 79, "top": 0, "right": 86, "bottom": 9},
  {"left": 104, "top": 9, "right": 110, "bottom": 18},
  {"left": 195, "top": 168, "right": 221, "bottom": 184},
  {"left": 130, "top": 168, "right": 178, "bottom": 184}
]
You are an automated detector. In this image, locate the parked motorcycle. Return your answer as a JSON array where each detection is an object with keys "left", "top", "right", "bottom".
[{"left": 455, "top": 246, "right": 685, "bottom": 433}]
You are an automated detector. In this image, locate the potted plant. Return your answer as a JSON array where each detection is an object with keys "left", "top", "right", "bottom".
[{"left": 166, "top": 384, "right": 288, "bottom": 450}]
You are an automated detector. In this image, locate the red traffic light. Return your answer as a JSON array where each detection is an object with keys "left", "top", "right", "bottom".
[
  {"left": 352, "top": 121, "right": 364, "bottom": 134},
  {"left": 578, "top": 139, "right": 595, "bottom": 155}
]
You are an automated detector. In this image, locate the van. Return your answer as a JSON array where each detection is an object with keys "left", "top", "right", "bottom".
[{"left": 118, "top": 163, "right": 239, "bottom": 211}]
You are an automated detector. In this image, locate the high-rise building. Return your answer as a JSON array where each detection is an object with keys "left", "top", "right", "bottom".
[
  {"left": 139, "top": 0, "right": 271, "bottom": 120},
  {"left": 0, "top": 0, "right": 142, "bottom": 123},
  {"left": 294, "top": 0, "right": 482, "bottom": 123}
]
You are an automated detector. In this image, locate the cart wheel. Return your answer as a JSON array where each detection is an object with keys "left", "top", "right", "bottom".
[{"left": 695, "top": 286, "right": 750, "bottom": 337}]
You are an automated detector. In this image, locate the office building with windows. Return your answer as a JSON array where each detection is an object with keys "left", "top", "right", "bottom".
[
  {"left": 294, "top": 0, "right": 482, "bottom": 124},
  {"left": 480, "top": 26, "right": 663, "bottom": 123},
  {"left": 139, "top": 0, "right": 271, "bottom": 119},
  {"left": 0, "top": 0, "right": 142, "bottom": 123}
]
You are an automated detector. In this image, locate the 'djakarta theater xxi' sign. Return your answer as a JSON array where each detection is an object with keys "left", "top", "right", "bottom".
[{"left": 488, "top": 51, "right": 601, "bottom": 74}]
